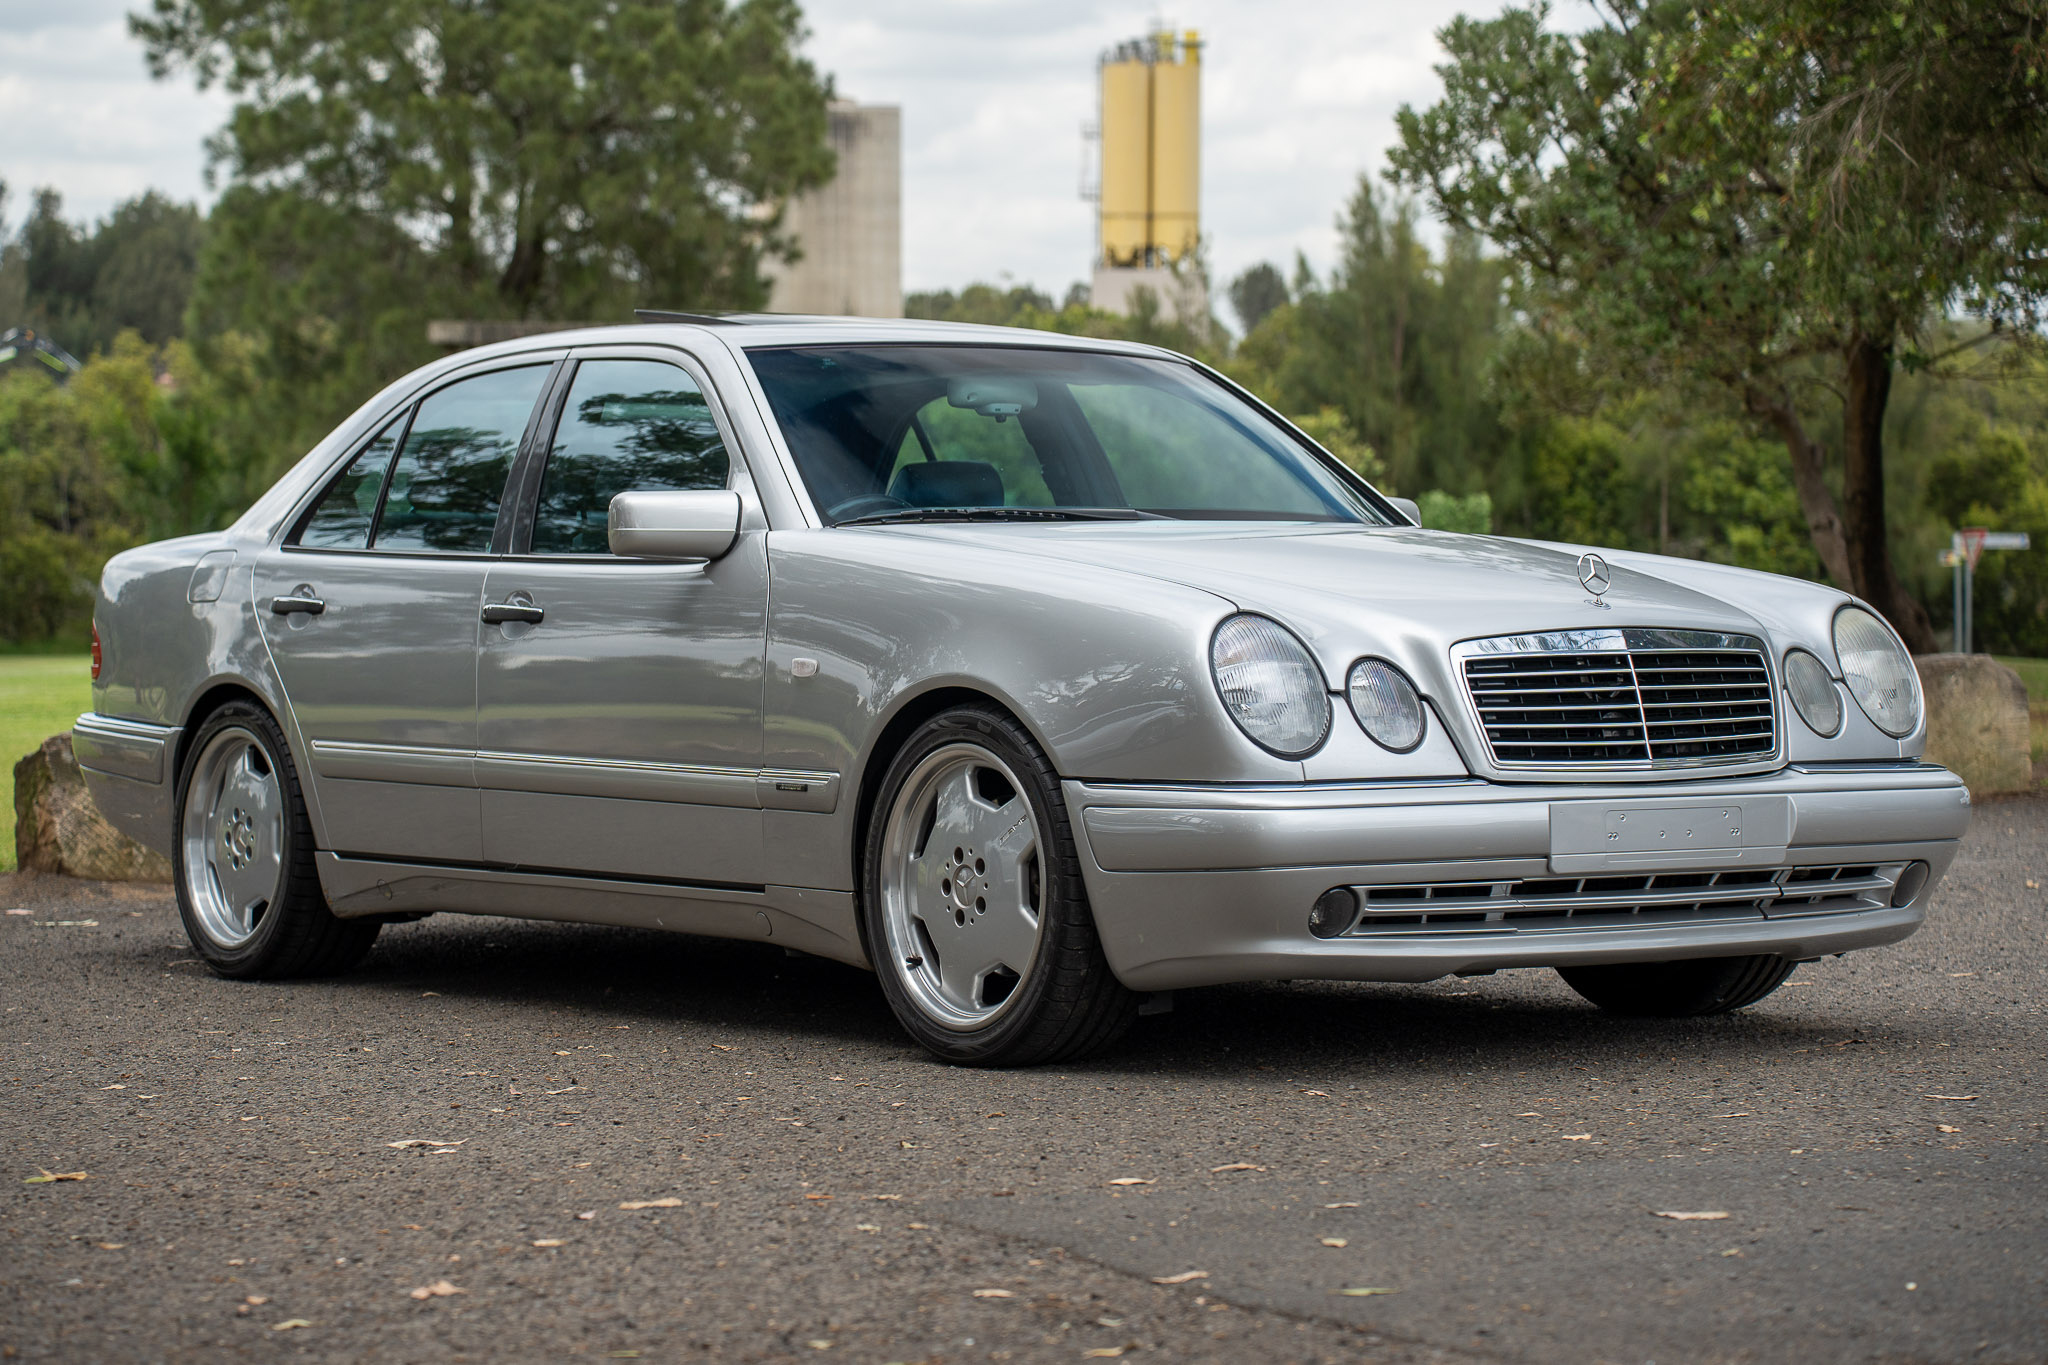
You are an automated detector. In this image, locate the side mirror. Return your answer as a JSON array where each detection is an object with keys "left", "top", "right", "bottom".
[
  {"left": 607, "top": 490, "right": 741, "bottom": 560},
  {"left": 1387, "top": 496, "right": 1421, "bottom": 527}
]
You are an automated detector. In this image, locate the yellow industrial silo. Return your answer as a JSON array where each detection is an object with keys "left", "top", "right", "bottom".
[{"left": 1096, "top": 29, "right": 1202, "bottom": 269}]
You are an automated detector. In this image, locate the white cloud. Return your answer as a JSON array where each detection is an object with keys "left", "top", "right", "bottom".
[{"left": 1, "top": 0, "right": 1493, "bottom": 298}]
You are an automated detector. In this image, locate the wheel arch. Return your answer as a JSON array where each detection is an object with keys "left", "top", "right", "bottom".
[
  {"left": 848, "top": 683, "right": 1053, "bottom": 897},
  {"left": 173, "top": 679, "right": 286, "bottom": 789}
]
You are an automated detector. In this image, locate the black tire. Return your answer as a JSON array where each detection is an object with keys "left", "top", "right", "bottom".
[
  {"left": 860, "top": 705, "right": 1136, "bottom": 1066},
  {"left": 1557, "top": 955, "right": 1796, "bottom": 1017},
  {"left": 172, "top": 700, "right": 379, "bottom": 979}
]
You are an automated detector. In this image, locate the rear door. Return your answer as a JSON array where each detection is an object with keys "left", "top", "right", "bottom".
[
  {"left": 474, "top": 347, "right": 771, "bottom": 885},
  {"left": 255, "top": 359, "right": 556, "bottom": 862}
]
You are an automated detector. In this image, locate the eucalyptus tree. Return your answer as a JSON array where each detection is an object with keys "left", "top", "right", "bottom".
[{"left": 1389, "top": 0, "right": 2048, "bottom": 648}]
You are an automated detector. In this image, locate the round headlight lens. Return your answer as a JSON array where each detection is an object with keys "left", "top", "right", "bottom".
[
  {"left": 1211, "top": 614, "right": 1331, "bottom": 757},
  {"left": 1346, "top": 659, "right": 1426, "bottom": 751},
  {"left": 1833, "top": 606, "right": 1920, "bottom": 738},
  {"left": 1782, "top": 648, "right": 1843, "bottom": 738}
]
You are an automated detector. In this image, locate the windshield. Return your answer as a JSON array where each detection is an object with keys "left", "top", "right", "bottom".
[{"left": 745, "top": 344, "right": 1392, "bottom": 525}]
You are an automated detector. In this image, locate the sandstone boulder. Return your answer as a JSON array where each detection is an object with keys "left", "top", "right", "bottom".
[
  {"left": 1915, "top": 654, "right": 2033, "bottom": 796},
  {"left": 13, "top": 733, "right": 172, "bottom": 882}
]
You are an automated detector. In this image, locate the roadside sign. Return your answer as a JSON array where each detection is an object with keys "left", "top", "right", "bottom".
[
  {"left": 1980, "top": 532, "right": 2030, "bottom": 551},
  {"left": 1947, "top": 528, "right": 2033, "bottom": 653},
  {"left": 1960, "top": 527, "right": 1989, "bottom": 570}
]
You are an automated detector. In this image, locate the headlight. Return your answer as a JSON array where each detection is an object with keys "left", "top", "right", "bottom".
[
  {"left": 1782, "top": 648, "right": 1843, "bottom": 738},
  {"left": 1346, "top": 659, "right": 1426, "bottom": 751},
  {"left": 1833, "top": 606, "right": 1920, "bottom": 738},
  {"left": 1211, "top": 614, "right": 1331, "bottom": 757}
]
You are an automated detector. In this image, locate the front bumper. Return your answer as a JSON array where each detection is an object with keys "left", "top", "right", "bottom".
[{"left": 1064, "top": 763, "right": 1971, "bottom": 991}]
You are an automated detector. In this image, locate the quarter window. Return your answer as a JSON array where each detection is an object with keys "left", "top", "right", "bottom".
[
  {"left": 372, "top": 365, "right": 550, "bottom": 554},
  {"left": 294, "top": 415, "right": 404, "bottom": 550},
  {"left": 529, "top": 359, "right": 733, "bottom": 554}
]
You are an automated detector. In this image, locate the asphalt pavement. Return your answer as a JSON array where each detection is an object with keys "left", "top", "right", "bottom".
[{"left": 3, "top": 798, "right": 2043, "bottom": 1364}]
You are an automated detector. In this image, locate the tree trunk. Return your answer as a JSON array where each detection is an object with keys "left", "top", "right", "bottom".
[
  {"left": 1748, "top": 387, "right": 1855, "bottom": 590},
  {"left": 1841, "top": 334, "right": 1938, "bottom": 652}
]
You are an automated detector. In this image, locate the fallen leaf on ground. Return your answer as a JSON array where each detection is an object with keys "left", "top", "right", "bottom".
[
  {"left": 1336, "top": 1287, "right": 1399, "bottom": 1297},
  {"left": 384, "top": 1139, "right": 464, "bottom": 1149},
  {"left": 973, "top": 1288, "right": 1014, "bottom": 1298},
  {"left": 1151, "top": 1270, "right": 1208, "bottom": 1285},
  {"left": 1300, "top": 1089, "right": 1330, "bottom": 1097},
  {"left": 4, "top": 908, "right": 31, "bottom": 915},
  {"left": 1924, "top": 1095, "right": 1979, "bottom": 1101},
  {"left": 1107, "top": 1177, "right": 1153, "bottom": 1186},
  {"left": 531, "top": 1239, "right": 565, "bottom": 1247},
  {"left": 1323, "top": 1202, "right": 1360, "bottom": 1209},
  {"left": 805, "top": 1342, "right": 831, "bottom": 1351},
  {"left": 1082, "top": 1349, "right": 1126, "bottom": 1359},
  {"left": 619, "top": 1197, "right": 683, "bottom": 1210},
  {"left": 575, "top": 1211, "right": 596, "bottom": 1220},
  {"left": 421, "top": 991, "right": 440, "bottom": 997},
  {"left": 408, "top": 1280, "right": 464, "bottom": 1299},
  {"left": 1209, "top": 1163, "right": 1263, "bottom": 1173},
  {"left": 244, "top": 1296, "right": 269, "bottom": 1306},
  {"left": 803, "top": 1193, "right": 833, "bottom": 1201},
  {"left": 1562, "top": 1134, "right": 1592, "bottom": 1141},
  {"left": 1320, "top": 1237, "right": 1349, "bottom": 1248},
  {"left": 94, "top": 1242, "right": 124, "bottom": 1250},
  {"left": 23, "top": 1169, "right": 87, "bottom": 1183},
  {"left": 1938, "top": 1125, "right": 1961, "bottom": 1134},
  {"left": 711, "top": 1044, "right": 734, "bottom": 1051},
  {"left": 1655, "top": 1211, "right": 1730, "bottom": 1221},
  {"left": 271, "top": 1319, "right": 314, "bottom": 1330}
]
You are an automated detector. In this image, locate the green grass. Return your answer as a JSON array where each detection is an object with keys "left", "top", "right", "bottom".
[
  {"left": 1, "top": 656, "right": 94, "bottom": 871},
  {"left": 1993, "top": 656, "right": 2048, "bottom": 775}
]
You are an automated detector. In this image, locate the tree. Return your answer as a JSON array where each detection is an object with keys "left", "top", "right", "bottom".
[
  {"left": 137, "top": 0, "right": 833, "bottom": 322},
  {"left": 1227, "top": 262, "right": 1288, "bottom": 335},
  {"left": 3, "top": 188, "right": 203, "bottom": 358},
  {"left": 1388, "top": 0, "right": 2048, "bottom": 650}
]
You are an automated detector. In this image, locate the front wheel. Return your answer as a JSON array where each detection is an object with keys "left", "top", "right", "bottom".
[
  {"left": 862, "top": 706, "right": 1135, "bottom": 1066},
  {"left": 173, "top": 701, "right": 379, "bottom": 979},
  {"left": 1557, "top": 955, "right": 1796, "bottom": 1016}
]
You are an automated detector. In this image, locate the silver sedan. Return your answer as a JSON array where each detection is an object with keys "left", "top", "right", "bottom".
[{"left": 75, "top": 317, "right": 1971, "bottom": 1064}]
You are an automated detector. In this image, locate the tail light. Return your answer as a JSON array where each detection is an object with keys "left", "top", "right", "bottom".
[{"left": 91, "top": 625, "right": 102, "bottom": 680}]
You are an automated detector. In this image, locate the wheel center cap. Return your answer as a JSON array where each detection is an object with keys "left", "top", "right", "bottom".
[
  {"left": 220, "top": 808, "right": 256, "bottom": 869},
  {"left": 941, "top": 848, "right": 985, "bottom": 920}
]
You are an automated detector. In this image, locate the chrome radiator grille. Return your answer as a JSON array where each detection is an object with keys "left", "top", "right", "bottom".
[
  {"left": 1458, "top": 629, "right": 1777, "bottom": 770},
  {"left": 1343, "top": 864, "right": 1902, "bottom": 937}
]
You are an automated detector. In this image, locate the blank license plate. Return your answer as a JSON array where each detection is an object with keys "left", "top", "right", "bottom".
[{"left": 1549, "top": 797, "right": 1791, "bottom": 874}]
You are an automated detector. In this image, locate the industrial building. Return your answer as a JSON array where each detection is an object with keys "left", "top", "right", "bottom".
[
  {"left": 1087, "top": 30, "right": 1207, "bottom": 326},
  {"left": 763, "top": 100, "right": 904, "bottom": 318}
]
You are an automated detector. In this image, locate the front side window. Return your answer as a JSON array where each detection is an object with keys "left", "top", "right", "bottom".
[
  {"left": 529, "top": 359, "right": 732, "bottom": 554},
  {"left": 746, "top": 344, "right": 1388, "bottom": 525},
  {"left": 294, "top": 415, "right": 404, "bottom": 549},
  {"left": 372, "top": 365, "right": 550, "bottom": 554}
]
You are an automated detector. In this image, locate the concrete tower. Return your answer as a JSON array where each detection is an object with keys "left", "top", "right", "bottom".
[
  {"left": 764, "top": 101, "right": 903, "bottom": 318},
  {"left": 1087, "top": 30, "right": 1206, "bottom": 325}
]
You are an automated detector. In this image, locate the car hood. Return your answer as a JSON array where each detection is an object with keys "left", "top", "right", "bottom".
[{"left": 895, "top": 522, "right": 1769, "bottom": 680}]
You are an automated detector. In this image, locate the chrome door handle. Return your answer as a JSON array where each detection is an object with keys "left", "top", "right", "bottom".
[
  {"left": 481, "top": 601, "right": 545, "bottom": 625},
  {"left": 270, "top": 586, "right": 325, "bottom": 616}
]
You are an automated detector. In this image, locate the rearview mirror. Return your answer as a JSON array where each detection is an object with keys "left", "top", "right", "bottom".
[
  {"left": 1387, "top": 496, "right": 1421, "bottom": 527},
  {"left": 607, "top": 490, "right": 741, "bottom": 561}
]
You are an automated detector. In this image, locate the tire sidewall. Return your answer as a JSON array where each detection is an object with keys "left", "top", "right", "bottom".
[
  {"left": 172, "top": 702, "right": 307, "bottom": 974},
  {"left": 860, "top": 708, "right": 1085, "bottom": 1063}
]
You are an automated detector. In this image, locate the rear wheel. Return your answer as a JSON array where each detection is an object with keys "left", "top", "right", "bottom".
[
  {"left": 862, "top": 705, "right": 1134, "bottom": 1066},
  {"left": 173, "top": 701, "right": 378, "bottom": 978},
  {"left": 1557, "top": 955, "right": 1796, "bottom": 1016}
]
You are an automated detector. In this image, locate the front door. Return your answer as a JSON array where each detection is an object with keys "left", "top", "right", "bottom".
[
  {"left": 257, "top": 361, "right": 555, "bottom": 862},
  {"left": 475, "top": 352, "right": 770, "bottom": 885}
]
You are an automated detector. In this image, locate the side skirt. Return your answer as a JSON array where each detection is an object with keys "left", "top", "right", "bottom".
[{"left": 313, "top": 852, "right": 868, "bottom": 970}]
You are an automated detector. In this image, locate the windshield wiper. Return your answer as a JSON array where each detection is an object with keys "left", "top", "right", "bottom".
[{"left": 834, "top": 506, "right": 1165, "bottom": 527}]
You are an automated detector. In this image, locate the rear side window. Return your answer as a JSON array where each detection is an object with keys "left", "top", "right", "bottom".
[
  {"left": 295, "top": 416, "right": 404, "bottom": 549},
  {"left": 373, "top": 365, "right": 550, "bottom": 554},
  {"left": 529, "top": 359, "right": 732, "bottom": 554}
]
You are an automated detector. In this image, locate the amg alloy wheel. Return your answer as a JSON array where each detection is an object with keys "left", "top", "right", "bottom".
[
  {"left": 173, "top": 701, "right": 378, "bottom": 978},
  {"left": 863, "top": 706, "right": 1133, "bottom": 1065}
]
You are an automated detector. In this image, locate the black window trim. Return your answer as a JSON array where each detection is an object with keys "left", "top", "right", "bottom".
[
  {"left": 500, "top": 344, "right": 752, "bottom": 560},
  {"left": 280, "top": 355, "right": 566, "bottom": 561}
]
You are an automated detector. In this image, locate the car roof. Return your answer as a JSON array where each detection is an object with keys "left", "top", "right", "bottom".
[{"left": 441, "top": 315, "right": 1186, "bottom": 366}]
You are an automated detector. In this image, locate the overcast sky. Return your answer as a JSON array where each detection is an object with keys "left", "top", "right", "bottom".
[{"left": 0, "top": 0, "right": 1499, "bottom": 301}]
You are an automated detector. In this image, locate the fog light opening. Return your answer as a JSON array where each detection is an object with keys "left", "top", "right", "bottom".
[
  {"left": 1891, "top": 861, "right": 1931, "bottom": 908},
  {"left": 1309, "top": 887, "right": 1360, "bottom": 939}
]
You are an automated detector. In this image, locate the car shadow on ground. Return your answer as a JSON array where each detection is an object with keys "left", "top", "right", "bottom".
[{"left": 199, "top": 908, "right": 1899, "bottom": 1083}]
